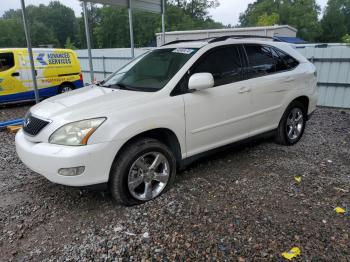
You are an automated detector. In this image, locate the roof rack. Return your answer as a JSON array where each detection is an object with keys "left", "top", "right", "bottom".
[{"left": 162, "top": 34, "right": 283, "bottom": 46}]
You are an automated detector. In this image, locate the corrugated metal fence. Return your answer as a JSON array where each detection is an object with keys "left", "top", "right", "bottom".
[
  {"left": 75, "top": 48, "right": 150, "bottom": 82},
  {"left": 297, "top": 44, "right": 350, "bottom": 108},
  {"left": 77, "top": 44, "right": 350, "bottom": 108}
]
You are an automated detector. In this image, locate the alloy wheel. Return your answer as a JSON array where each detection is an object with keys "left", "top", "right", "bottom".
[
  {"left": 286, "top": 107, "right": 304, "bottom": 140},
  {"left": 61, "top": 86, "right": 73, "bottom": 93},
  {"left": 127, "top": 152, "right": 170, "bottom": 201}
]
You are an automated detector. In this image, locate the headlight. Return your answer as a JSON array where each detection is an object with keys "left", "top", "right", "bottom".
[{"left": 49, "top": 118, "right": 106, "bottom": 146}]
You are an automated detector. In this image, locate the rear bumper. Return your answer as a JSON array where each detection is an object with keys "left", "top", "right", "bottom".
[
  {"left": 15, "top": 129, "right": 121, "bottom": 186},
  {"left": 308, "top": 86, "right": 318, "bottom": 116}
]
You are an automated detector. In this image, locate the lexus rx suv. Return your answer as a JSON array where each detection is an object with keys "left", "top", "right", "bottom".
[{"left": 16, "top": 37, "right": 318, "bottom": 205}]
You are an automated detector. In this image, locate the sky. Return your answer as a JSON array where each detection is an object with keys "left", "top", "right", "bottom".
[{"left": 0, "top": 0, "right": 329, "bottom": 26}]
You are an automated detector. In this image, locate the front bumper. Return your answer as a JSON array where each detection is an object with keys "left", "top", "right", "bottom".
[{"left": 15, "top": 129, "right": 120, "bottom": 186}]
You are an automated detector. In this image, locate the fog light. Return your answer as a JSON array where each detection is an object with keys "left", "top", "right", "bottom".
[{"left": 58, "top": 166, "right": 85, "bottom": 176}]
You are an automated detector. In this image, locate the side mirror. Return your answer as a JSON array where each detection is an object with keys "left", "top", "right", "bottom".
[{"left": 188, "top": 73, "right": 214, "bottom": 92}]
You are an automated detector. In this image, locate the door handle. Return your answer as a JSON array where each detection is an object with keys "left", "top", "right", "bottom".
[
  {"left": 238, "top": 86, "right": 251, "bottom": 94},
  {"left": 11, "top": 72, "right": 20, "bottom": 77},
  {"left": 284, "top": 77, "right": 295, "bottom": 83}
]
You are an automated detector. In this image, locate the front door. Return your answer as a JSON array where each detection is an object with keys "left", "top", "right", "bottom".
[
  {"left": 0, "top": 52, "right": 20, "bottom": 101},
  {"left": 183, "top": 45, "right": 252, "bottom": 157}
]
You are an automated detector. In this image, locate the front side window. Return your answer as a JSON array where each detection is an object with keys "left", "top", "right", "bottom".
[
  {"left": 244, "top": 44, "right": 275, "bottom": 78},
  {"left": 0, "top": 52, "right": 15, "bottom": 72},
  {"left": 192, "top": 46, "right": 242, "bottom": 87},
  {"left": 102, "top": 48, "right": 198, "bottom": 92}
]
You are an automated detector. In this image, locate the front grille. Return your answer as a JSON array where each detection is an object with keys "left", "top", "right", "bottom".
[{"left": 23, "top": 114, "right": 50, "bottom": 136}]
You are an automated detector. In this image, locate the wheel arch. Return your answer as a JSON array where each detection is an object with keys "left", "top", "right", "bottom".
[
  {"left": 109, "top": 128, "right": 183, "bottom": 180},
  {"left": 281, "top": 95, "right": 310, "bottom": 120},
  {"left": 292, "top": 96, "right": 309, "bottom": 113},
  {"left": 57, "top": 81, "right": 76, "bottom": 94},
  {"left": 59, "top": 81, "right": 75, "bottom": 88},
  {"left": 278, "top": 95, "right": 310, "bottom": 129}
]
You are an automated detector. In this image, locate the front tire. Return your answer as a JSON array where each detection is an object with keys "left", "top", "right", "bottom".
[
  {"left": 109, "top": 138, "right": 176, "bottom": 206},
  {"left": 276, "top": 101, "right": 307, "bottom": 145}
]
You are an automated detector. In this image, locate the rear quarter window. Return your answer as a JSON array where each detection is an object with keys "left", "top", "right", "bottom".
[
  {"left": 271, "top": 47, "right": 299, "bottom": 71},
  {"left": 0, "top": 52, "right": 15, "bottom": 72},
  {"left": 244, "top": 44, "right": 276, "bottom": 78}
]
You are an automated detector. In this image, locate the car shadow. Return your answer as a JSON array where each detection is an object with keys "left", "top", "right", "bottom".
[
  {"left": 0, "top": 100, "right": 35, "bottom": 109},
  {"left": 178, "top": 133, "right": 275, "bottom": 175},
  {"left": 77, "top": 134, "right": 275, "bottom": 205}
]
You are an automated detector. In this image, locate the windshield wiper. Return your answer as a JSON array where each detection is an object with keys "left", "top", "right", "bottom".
[
  {"left": 117, "top": 83, "right": 134, "bottom": 90},
  {"left": 102, "top": 83, "right": 157, "bottom": 92},
  {"left": 102, "top": 83, "right": 134, "bottom": 90},
  {"left": 96, "top": 80, "right": 105, "bottom": 86}
]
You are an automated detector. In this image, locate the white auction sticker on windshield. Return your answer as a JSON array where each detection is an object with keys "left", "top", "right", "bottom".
[{"left": 172, "top": 48, "right": 195, "bottom": 55}]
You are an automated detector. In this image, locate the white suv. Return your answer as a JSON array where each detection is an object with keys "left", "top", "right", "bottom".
[{"left": 16, "top": 37, "right": 318, "bottom": 205}]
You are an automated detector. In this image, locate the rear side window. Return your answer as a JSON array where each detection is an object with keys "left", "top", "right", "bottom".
[
  {"left": 192, "top": 46, "right": 242, "bottom": 86},
  {"left": 0, "top": 53, "right": 15, "bottom": 72},
  {"left": 271, "top": 47, "right": 299, "bottom": 71},
  {"left": 244, "top": 44, "right": 275, "bottom": 78}
]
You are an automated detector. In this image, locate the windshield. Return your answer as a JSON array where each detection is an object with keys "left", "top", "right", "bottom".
[
  {"left": 0, "top": 52, "right": 15, "bottom": 72},
  {"left": 102, "top": 48, "right": 198, "bottom": 92}
]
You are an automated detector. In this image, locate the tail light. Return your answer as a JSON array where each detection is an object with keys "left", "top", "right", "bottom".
[{"left": 79, "top": 73, "right": 83, "bottom": 82}]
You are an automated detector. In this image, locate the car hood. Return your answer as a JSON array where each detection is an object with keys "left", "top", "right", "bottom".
[{"left": 30, "top": 85, "right": 155, "bottom": 120}]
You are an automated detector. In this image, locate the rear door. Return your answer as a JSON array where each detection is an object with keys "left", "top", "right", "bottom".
[
  {"left": 243, "top": 44, "right": 285, "bottom": 135},
  {"left": 183, "top": 45, "right": 252, "bottom": 157},
  {"left": 243, "top": 44, "right": 301, "bottom": 135}
]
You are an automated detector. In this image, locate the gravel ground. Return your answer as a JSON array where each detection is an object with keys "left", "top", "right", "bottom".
[{"left": 0, "top": 106, "right": 349, "bottom": 261}]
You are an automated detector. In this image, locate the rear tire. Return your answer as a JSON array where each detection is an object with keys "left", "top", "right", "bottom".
[
  {"left": 275, "top": 101, "right": 307, "bottom": 146},
  {"left": 109, "top": 138, "right": 176, "bottom": 206},
  {"left": 58, "top": 84, "right": 74, "bottom": 94}
]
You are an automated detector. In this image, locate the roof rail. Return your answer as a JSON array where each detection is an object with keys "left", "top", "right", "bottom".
[
  {"left": 208, "top": 35, "right": 283, "bottom": 43},
  {"left": 162, "top": 37, "right": 214, "bottom": 46},
  {"left": 161, "top": 34, "right": 284, "bottom": 47}
]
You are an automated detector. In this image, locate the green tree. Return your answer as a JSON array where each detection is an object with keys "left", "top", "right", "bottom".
[
  {"left": 29, "top": 1, "right": 79, "bottom": 47},
  {"left": 0, "top": 0, "right": 224, "bottom": 49},
  {"left": 29, "top": 20, "right": 59, "bottom": 47},
  {"left": 0, "top": 18, "right": 25, "bottom": 47},
  {"left": 257, "top": 12, "right": 280, "bottom": 26},
  {"left": 239, "top": 0, "right": 321, "bottom": 41},
  {"left": 321, "top": 0, "right": 350, "bottom": 42},
  {"left": 94, "top": 6, "right": 129, "bottom": 48},
  {"left": 169, "top": 0, "right": 219, "bottom": 19},
  {"left": 342, "top": 34, "right": 350, "bottom": 43},
  {"left": 1, "top": 3, "right": 78, "bottom": 48},
  {"left": 2, "top": 9, "right": 22, "bottom": 20},
  {"left": 78, "top": 3, "right": 101, "bottom": 49},
  {"left": 64, "top": 37, "right": 77, "bottom": 49},
  {"left": 93, "top": 2, "right": 223, "bottom": 48}
]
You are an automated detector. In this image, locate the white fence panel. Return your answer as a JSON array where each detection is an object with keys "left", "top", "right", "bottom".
[
  {"left": 76, "top": 48, "right": 150, "bottom": 82},
  {"left": 296, "top": 44, "right": 350, "bottom": 108}
]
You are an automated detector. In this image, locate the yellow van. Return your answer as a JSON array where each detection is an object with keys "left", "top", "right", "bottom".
[{"left": 0, "top": 48, "right": 84, "bottom": 103}]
